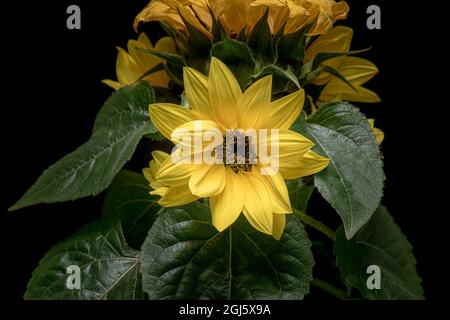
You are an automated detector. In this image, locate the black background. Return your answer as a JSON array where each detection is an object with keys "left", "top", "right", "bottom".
[{"left": 0, "top": 0, "right": 444, "bottom": 306}]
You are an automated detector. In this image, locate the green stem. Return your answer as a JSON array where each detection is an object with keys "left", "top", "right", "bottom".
[
  {"left": 311, "top": 279, "right": 348, "bottom": 300},
  {"left": 294, "top": 209, "right": 336, "bottom": 241}
]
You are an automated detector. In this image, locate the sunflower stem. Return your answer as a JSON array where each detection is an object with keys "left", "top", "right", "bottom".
[
  {"left": 293, "top": 209, "right": 336, "bottom": 241},
  {"left": 311, "top": 279, "right": 348, "bottom": 300}
]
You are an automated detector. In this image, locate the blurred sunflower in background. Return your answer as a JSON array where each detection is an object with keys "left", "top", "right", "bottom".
[{"left": 102, "top": 33, "right": 176, "bottom": 90}]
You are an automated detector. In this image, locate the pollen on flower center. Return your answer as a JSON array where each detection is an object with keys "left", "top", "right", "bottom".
[{"left": 220, "top": 131, "right": 257, "bottom": 173}]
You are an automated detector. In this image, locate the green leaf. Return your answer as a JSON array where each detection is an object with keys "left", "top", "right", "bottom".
[
  {"left": 247, "top": 9, "right": 274, "bottom": 66},
  {"left": 321, "top": 65, "right": 357, "bottom": 91},
  {"left": 286, "top": 178, "right": 315, "bottom": 212},
  {"left": 211, "top": 37, "right": 255, "bottom": 88},
  {"left": 302, "top": 102, "right": 384, "bottom": 239},
  {"left": 276, "top": 24, "right": 310, "bottom": 71},
  {"left": 24, "top": 220, "right": 143, "bottom": 300},
  {"left": 251, "top": 64, "right": 300, "bottom": 94},
  {"left": 10, "top": 81, "right": 156, "bottom": 211},
  {"left": 209, "top": 6, "right": 224, "bottom": 43},
  {"left": 335, "top": 206, "right": 424, "bottom": 299},
  {"left": 102, "top": 171, "right": 161, "bottom": 248},
  {"left": 139, "top": 48, "right": 187, "bottom": 85},
  {"left": 140, "top": 202, "right": 314, "bottom": 299}
]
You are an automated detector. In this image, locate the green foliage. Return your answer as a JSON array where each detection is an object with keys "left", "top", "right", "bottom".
[
  {"left": 102, "top": 171, "right": 161, "bottom": 248},
  {"left": 25, "top": 220, "right": 143, "bottom": 300},
  {"left": 247, "top": 9, "right": 274, "bottom": 67},
  {"left": 301, "top": 102, "right": 384, "bottom": 239},
  {"left": 211, "top": 36, "right": 255, "bottom": 88},
  {"left": 335, "top": 206, "right": 424, "bottom": 299},
  {"left": 140, "top": 202, "right": 314, "bottom": 299},
  {"left": 10, "top": 81, "right": 156, "bottom": 211},
  {"left": 251, "top": 64, "right": 300, "bottom": 94}
]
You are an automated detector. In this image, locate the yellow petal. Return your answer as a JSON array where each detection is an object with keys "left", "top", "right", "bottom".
[
  {"left": 143, "top": 167, "right": 154, "bottom": 183},
  {"left": 156, "top": 156, "right": 196, "bottom": 187},
  {"left": 257, "top": 168, "right": 292, "bottom": 214},
  {"left": 242, "top": 172, "right": 273, "bottom": 235},
  {"left": 368, "top": 119, "right": 385, "bottom": 145},
  {"left": 272, "top": 214, "right": 286, "bottom": 240},
  {"left": 189, "top": 164, "right": 227, "bottom": 197},
  {"left": 155, "top": 36, "right": 177, "bottom": 53},
  {"left": 177, "top": 2, "right": 212, "bottom": 40},
  {"left": 208, "top": 57, "right": 241, "bottom": 128},
  {"left": 320, "top": 81, "right": 381, "bottom": 103},
  {"left": 171, "top": 120, "right": 223, "bottom": 157},
  {"left": 281, "top": 149, "right": 330, "bottom": 180},
  {"left": 319, "top": 58, "right": 380, "bottom": 103},
  {"left": 331, "top": 1, "right": 350, "bottom": 21},
  {"left": 304, "top": 26, "right": 353, "bottom": 85},
  {"left": 116, "top": 47, "right": 143, "bottom": 86},
  {"left": 308, "top": 10, "right": 333, "bottom": 35},
  {"left": 304, "top": 27, "right": 353, "bottom": 60},
  {"left": 335, "top": 57, "right": 379, "bottom": 86},
  {"left": 101, "top": 79, "right": 121, "bottom": 91},
  {"left": 149, "top": 103, "right": 203, "bottom": 140},
  {"left": 217, "top": 0, "right": 252, "bottom": 36},
  {"left": 239, "top": 76, "right": 272, "bottom": 129},
  {"left": 151, "top": 150, "right": 170, "bottom": 167},
  {"left": 158, "top": 185, "right": 199, "bottom": 207},
  {"left": 209, "top": 169, "right": 244, "bottom": 231},
  {"left": 263, "top": 89, "right": 305, "bottom": 129},
  {"left": 183, "top": 67, "right": 216, "bottom": 121},
  {"left": 128, "top": 33, "right": 157, "bottom": 68},
  {"left": 134, "top": 1, "right": 186, "bottom": 33},
  {"left": 150, "top": 186, "right": 169, "bottom": 197},
  {"left": 267, "top": 130, "right": 315, "bottom": 178}
]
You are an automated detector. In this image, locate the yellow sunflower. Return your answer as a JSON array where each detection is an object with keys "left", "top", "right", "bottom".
[
  {"left": 304, "top": 26, "right": 381, "bottom": 104},
  {"left": 146, "top": 57, "right": 329, "bottom": 239},
  {"left": 102, "top": 33, "right": 176, "bottom": 90},
  {"left": 134, "top": 0, "right": 348, "bottom": 38}
]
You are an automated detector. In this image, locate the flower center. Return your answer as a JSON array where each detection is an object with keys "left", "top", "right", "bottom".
[{"left": 221, "top": 131, "right": 257, "bottom": 173}]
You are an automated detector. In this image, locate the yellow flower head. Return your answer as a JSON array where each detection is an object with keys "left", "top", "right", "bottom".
[
  {"left": 304, "top": 26, "right": 381, "bottom": 104},
  {"left": 147, "top": 57, "right": 329, "bottom": 239},
  {"left": 134, "top": 0, "right": 349, "bottom": 38},
  {"left": 102, "top": 33, "right": 176, "bottom": 90}
]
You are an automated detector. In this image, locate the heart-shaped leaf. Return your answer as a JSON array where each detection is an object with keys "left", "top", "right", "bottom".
[{"left": 140, "top": 202, "right": 314, "bottom": 299}]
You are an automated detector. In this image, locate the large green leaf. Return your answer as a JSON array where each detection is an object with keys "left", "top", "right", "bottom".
[
  {"left": 211, "top": 36, "right": 255, "bottom": 88},
  {"left": 10, "top": 81, "right": 156, "bottom": 211},
  {"left": 335, "top": 206, "right": 424, "bottom": 299},
  {"left": 302, "top": 102, "right": 384, "bottom": 239},
  {"left": 140, "top": 202, "right": 314, "bottom": 299},
  {"left": 24, "top": 220, "right": 143, "bottom": 300},
  {"left": 102, "top": 170, "right": 161, "bottom": 248}
]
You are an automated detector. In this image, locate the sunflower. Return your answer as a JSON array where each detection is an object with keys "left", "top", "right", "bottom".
[
  {"left": 147, "top": 57, "right": 329, "bottom": 239},
  {"left": 102, "top": 33, "right": 176, "bottom": 90},
  {"left": 304, "top": 26, "right": 381, "bottom": 104},
  {"left": 134, "top": 0, "right": 348, "bottom": 38}
]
